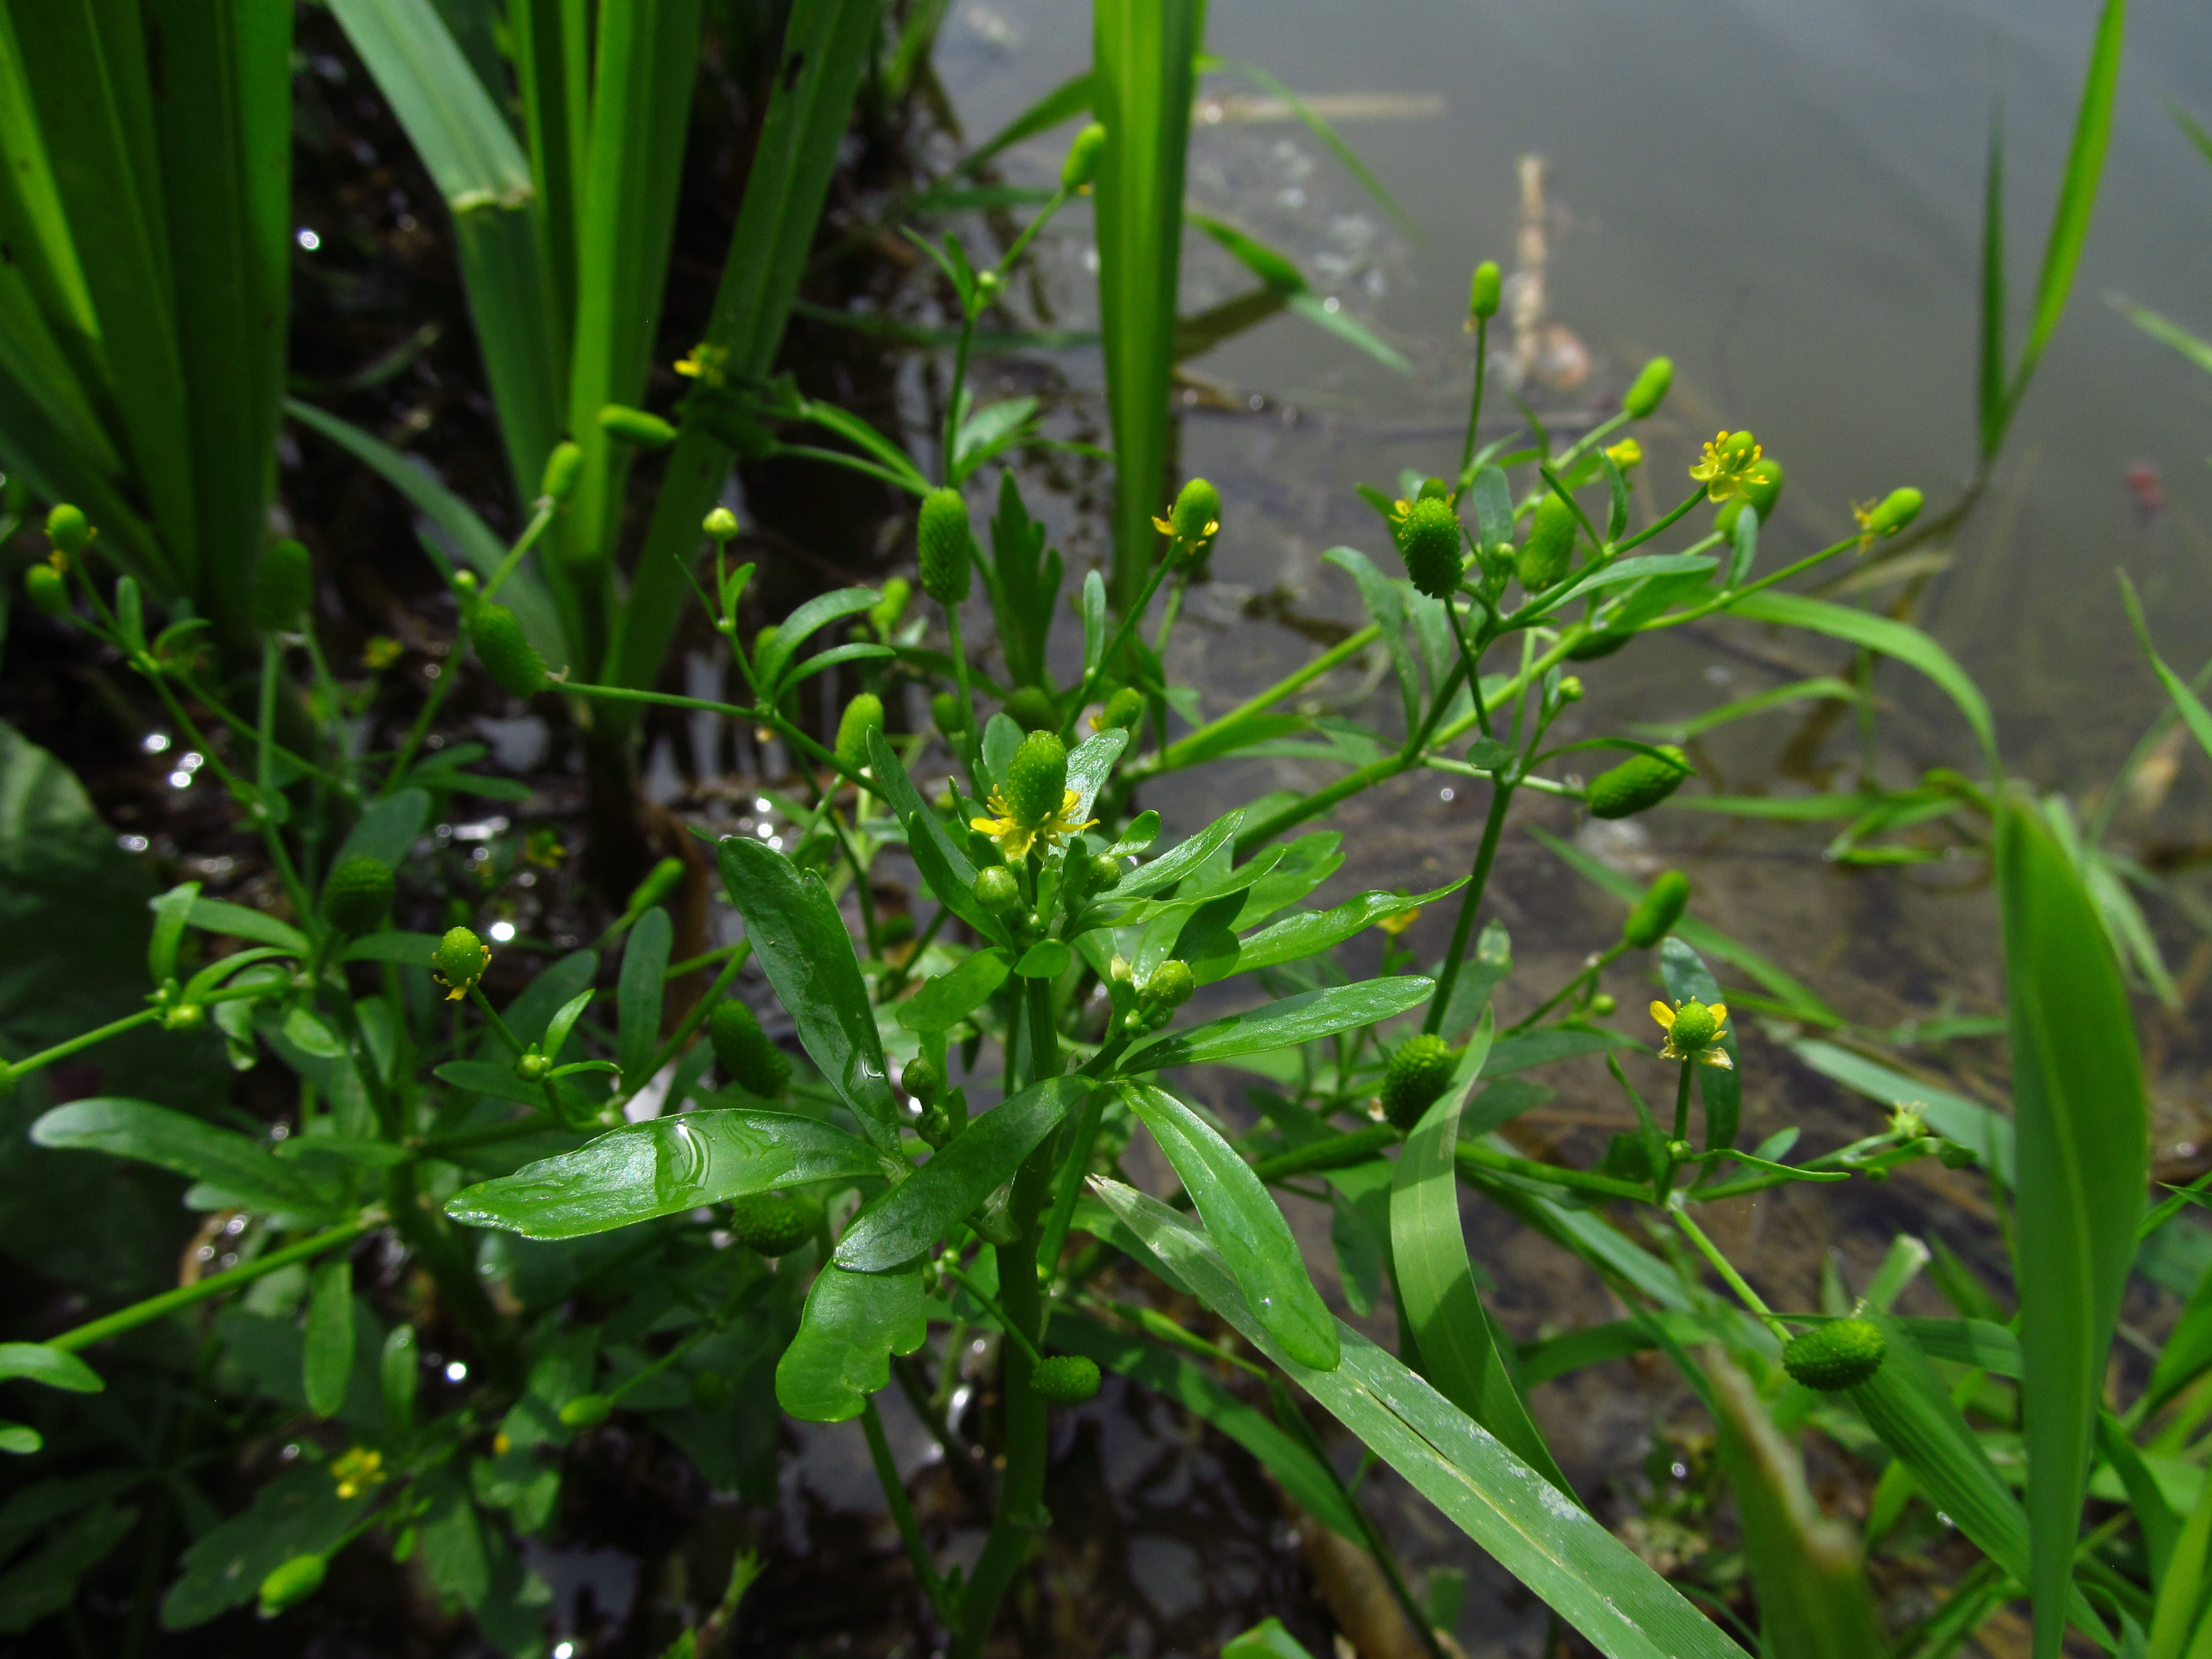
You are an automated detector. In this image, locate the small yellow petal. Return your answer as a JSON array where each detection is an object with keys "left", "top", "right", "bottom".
[
  {"left": 1709, "top": 1004, "right": 1728, "bottom": 1028},
  {"left": 1152, "top": 516, "right": 1175, "bottom": 536},
  {"left": 1700, "top": 1049, "right": 1734, "bottom": 1070},
  {"left": 1649, "top": 1001, "right": 1676, "bottom": 1029}
]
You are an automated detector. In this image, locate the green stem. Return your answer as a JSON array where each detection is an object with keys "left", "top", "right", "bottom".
[
  {"left": 862, "top": 1396, "right": 949, "bottom": 1613},
  {"left": 51, "top": 1216, "right": 376, "bottom": 1352},
  {"left": 479, "top": 499, "right": 559, "bottom": 603},
  {"left": 1454, "top": 1141, "right": 1651, "bottom": 1203},
  {"left": 1671, "top": 1061, "right": 1694, "bottom": 1143},
  {"left": 943, "top": 608, "right": 984, "bottom": 798},
  {"left": 1033, "top": 1085, "right": 1107, "bottom": 1284},
  {"left": 942, "top": 308, "right": 979, "bottom": 484},
  {"left": 1648, "top": 532, "right": 1861, "bottom": 631},
  {"left": 4, "top": 1007, "right": 162, "bottom": 1081},
  {"left": 466, "top": 984, "right": 527, "bottom": 1057},
  {"left": 1457, "top": 316, "right": 1489, "bottom": 484},
  {"left": 941, "top": 1262, "right": 1045, "bottom": 1365},
  {"left": 1068, "top": 552, "right": 1175, "bottom": 727},
  {"left": 384, "top": 647, "right": 462, "bottom": 795},
  {"left": 1423, "top": 776, "right": 1516, "bottom": 1035},
  {"left": 1508, "top": 944, "right": 1626, "bottom": 1034},
  {"left": 1142, "top": 624, "right": 1379, "bottom": 777},
  {"left": 1608, "top": 485, "right": 1706, "bottom": 557},
  {"left": 1671, "top": 1202, "right": 1790, "bottom": 1342}
]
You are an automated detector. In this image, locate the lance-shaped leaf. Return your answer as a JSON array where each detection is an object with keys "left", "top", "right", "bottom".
[
  {"left": 895, "top": 949, "right": 1011, "bottom": 1033},
  {"left": 1391, "top": 1011, "right": 1574, "bottom": 1499},
  {"left": 32, "top": 1099, "right": 330, "bottom": 1216},
  {"left": 1115, "top": 809, "right": 1245, "bottom": 900},
  {"left": 717, "top": 837, "right": 902, "bottom": 1152},
  {"left": 1121, "top": 1084, "right": 1338, "bottom": 1371},
  {"left": 756, "top": 587, "right": 881, "bottom": 692},
  {"left": 445, "top": 1110, "right": 898, "bottom": 1239},
  {"left": 866, "top": 729, "right": 1005, "bottom": 944},
  {"left": 1129, "top": 976, "right": 1434, "bottom": 1071},
  {"left": 0, "top": 1344, "right": 102, "bottom": 1393},
  {"left": 304, "top": 1256, "right": 355, "bottom": 1419},
  {"left": 617, "top": 906, "right": 671, "bottom": 1088},
  {"left": 1093, "top": 1180, "right": 1746, "bottom": 1659},
  {"left": 775, "top": 1262, "right": 928, "bottom": 1422},
  {"left": 1212, "top": 878, "right": 1466, "bottom": 984},
  {"left": 837, "top": 1076, "right": 1091, "bottom": 1271}
]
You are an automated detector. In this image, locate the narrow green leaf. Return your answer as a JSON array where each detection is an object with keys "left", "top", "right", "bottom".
[
  {"left": 837, "top": 1076, "right": 1090, "bottom": 1271},
  {"left": 0, "top": 1343, "right": 101, "bottom": 1393},
  {"left": 337, "top": 789, "right": 429, "bottom": 862},
  {"left": 775, "top": 1261, "right": 927, "bottom": 1422},
  {"left": 445, "top": 1108, "right": 896, "bottom": 1238},
  {"left": 1208, "top": 878, "right": 1466, "bottom": 984},
  {"left": 1129, "top": 976, "right": 1434, "bottom": 1070},
  {"left": 1532, "top": 553, "right": 1716, "bottom": 619},
  {"left": 184, "top": 898, "right": 308, "bottom": 956},
  {"left": 2118, "top": 299, "right": 2212, "bottom": 378},
  {"left": 31, "top": 1098, "right": 326, "bottom": 1216},
  {"left": 1081, "top": 568, "right": 1107, "bottom": 683},
  {"left": 616, "top": 905, "right": 671, "bottom": 1087},
  {"left": 1115, "top": 809, "right": 1246, "bottom": 900},
  {"left": 1120, "top": 1083, "right": 1338, "bottom": 1371},
  {"left": 960, "top": 69, "right": 1093, "bottom": 176},
  {"left": 758, "top": 587, "right": 881, "bottom": 691},
  {"left": 304, "top": 1255, "right": 354, "bottom": 1419},
  {"left": 1789, "top": 1039, "right": 2013, "bottom": 1181},
  {"left": 716, "top": 836, "right": 902, "bottom": 1152},
  {"left": 1322, "top": 547, "right": 1418, "bottom": 735},
  {"left": 865, "top": 729, "right": 1004, "bottom": 945},
  {"left": 1215, "top": 57, "right": 1416, "bottom": 238},
  {"left": 1979, "top": 103, "right": 2009, "bottom": 460},
  {"left": 2149, "top": 1450, "right": 2212, "bottom": 1659},
  {"left": 896, "top": 949, "right": 1011, "bottom": 1034}
]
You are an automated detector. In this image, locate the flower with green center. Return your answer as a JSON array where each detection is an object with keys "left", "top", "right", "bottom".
[
  {"left": 432, "top": 926, "right": 491, "bottom": 1002},
  {"left": 673, "top": 342, "right": 730, "bottom": 387},
  {"left": 1781, "top": 1317, "right": 1886, "bottom": 1392},
  {"left": 330, "top": 1446, "right": 387, "bottom": 1500},
  {"left": 970, "top": 731, "right": 1095, "bottom": 861},
  {"left": 1649, "top": 998, "right": 1732, "bottom": 1068},
  {"left": 1381, "top": 1034, "right": 1457, "bottom": 1130},
  {"left": 1688, "top": 430, "right": 1764, "bottom": 503},
  {"left": 1605, "top": 437, "right": 1644, "bottom": 474}
]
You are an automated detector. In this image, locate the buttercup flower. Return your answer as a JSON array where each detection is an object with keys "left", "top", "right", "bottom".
[
  {"left": 970, "top": 732, "right": 1096, "bottom": 860},
  {"left": 1689, "top": 430, "right": 1763, "bottom": 503},
  {"left": 969, "top": 786, "right": 1094, "bottom": 862},
  {"left": 331, "top": 1446, "right": 387, "bottom": 1500},
  {"left": 673, "top": 342, "right": 730, "bottom": 387},
  {"left": 1649, "top": 998, "right": 1733, "bottom": 1068}
]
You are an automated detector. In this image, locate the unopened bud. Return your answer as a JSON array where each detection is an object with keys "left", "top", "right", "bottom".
[
  {"left": 703, "top": 505, "right": 739, "bottom": 541},
  {"left": 597, "top": 405, "right": 677, "bottom": 448},
  {"left": 975, "top": 865, "right": 1024, "bottom": 918},
  {"left": 45, "top": 503, "right": 89, "bottom": 555},
  {"left": 1623, "top": 357, "right": 1673, "bottom": 420},
  {"left": 1061, "top": 121, "right": 1107, "bottom": 191},
  {"left": 1469, "top": 260, "right": 1501, "bottom": 322},
  {"left": 540, "top": 440, "right": 583, "bottom": 502},
  {"left": 1621, "top": 870, "right": 1689, "bottom": 949}
]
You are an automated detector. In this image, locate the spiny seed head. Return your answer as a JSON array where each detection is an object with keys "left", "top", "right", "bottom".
[
  {"left": 902, "top": 1055, "right": 944, "bottom": 1104},
  {"left": 1002, "top": 731, "right": 1068, "bottom": 826},
  {"left": 1381, "top": 1034, "right": 1457, "bottom": 1131},
  {"left": 540, "top": 440, "right": 583, "bottom": 502},
  {"left": 726, "top": 1192, "right": 822, "bottom": 1256},
  {"left": 45, "top": 503, "right": 89, "bottom": 555},
  {"left": 974, "top": 865, "right": 1024, "bottom": 917},
  {"left": 709, "top": 1000, "right": 791, "bottom": 1098},
  {"left": 1003, "top": 686, "right": 1058, "bottom": 734},
  {"left": 1623, "top": 357, "right": 1674, "bottom": 419},
  {"left": 836, "top": 693, "right": 885, "bottom": 773},
  {"left": 258, "top": 1554, "right": 328, "bottom": 1616},
  {"left": 25, "top": 563, "right": 68, "bottom": 618},
  {"left": 1061, "top": 121, "right": 1107, "bottom": 190},
  {"left": 322, "top": 856, "right": 396, "bottom": 936},
  {"left": 1587, "top": 746, "right": 1690, "bottom": 820},
  {"left": 1146, "top": 960, "right": 1196, "bottom": 1010},
  {"left": 1099, "top": 686, "right": 1144, "bottom": 731},
  {"left": 470, "top": 604, "right": 547, "bottom": 698},
  {"left": 918, "top": 488, "right": 972, "bottom": 603},
  {"left": 1517, "top": 494, "right": 1578, "bottom": 592},
  {"left": 931, "top": 690, "right": 967, "bottom": 736},
  {"left": 1622, "top": 870, "right": 1689, "bottom": 949},
  {"left": 252, "top": 539, "right": 313, "bottom": 631},
  {"left": 597, "top": 403, "right": 677, "bottom": 448},
  {"left": 1469, "top": 260, "right": 1502, "bottom": 321},
  {"left": 1032, "top": 1354, "right": 1102, "bottom": 1405},
  {"left": 1396, "top": 497, "right": 1464, "bottom": 600},
  {"left": 1782, "top": 1317, "right": 1887, "bottom": 1392},
  {"left": 1170, "top": 477, "right": 1221, "bottom": 549},
  {"left": 432, "top": 927, "right": 490, "bottom": 1000}
]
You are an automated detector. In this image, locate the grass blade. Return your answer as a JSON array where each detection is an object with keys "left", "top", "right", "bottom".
[
  {"left": 1979, "top": 102, "right": 2008, "bottom": 462},
  {"left": 1094, "top": 0, "right": 1198, "bottom": 607},
  {"left": 1210, "top": 57, "right": 1417, "bottom": 238},
  {"left": 959, "top": 69, "right": 1094, "bottom": 176},
  {"left": 2116, "top": 299, "right": 2212, "bottom": 377},
  {"left": 1188, "top": 213, "right": 1410, "bottom": 372},
  {"left": 511, "top": 0, "right": 590, "bottom": 347},
  {"left": 2000, "top": 795, "right": 2149, "bottom": 1659}
]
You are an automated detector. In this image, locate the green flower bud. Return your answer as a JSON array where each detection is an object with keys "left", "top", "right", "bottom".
[
  {"left": 25, "top": 562, "right": 69, "bottom": 619},
  {"left": 870, "top": 576, "right": 910, "bottom": 639},
  {"left": 322, "top": 856, "right": 395, "bottom": 937},
  {"left": 540, "top": 440, "right": 583, "bottom": 502},
  {"left": 1589, "top": 993, "right": 1617, "bottom": 1016},
  {"left": 1061, "top": 121, "right": 1108, "bottom": 190},
  {"left": 258, "top": 1554, "right": 327, "bottom": 1616},
  {"left": 918, "top": 487, "right": 972, "bottom": 604},
  {"left": 1099, "top": 686, "right": 1145, "bottom": 731},
  {"left": 902, "top": 1055, "right": 944, "bottom": 1104},
  {"left": 1396, "top": 497, "right": 1464, "bottom": 600},
  {"left": 1861, "top": 487, "right": 1922, "bottom": 539},
  {"left": 1381, "top": 1033, "right": 1456, "bottom": 1131},
  {"left": 709, "top": 999, "right": 791, "bottom": 1099},
  {"left": 432, "top": 926, "right": 490, "bottom": 1001},
  {"left": 1170, "top": 477, "right": 1221, "bottom": 549},
  {"left": 1145, "top": 959, "right": 1195, "bottom": 1010},
  {"left": 1003, "top": 686, "right": 1059, "bottom": 734},
  {"left": 559, "top": 1393, "right": 612, "bottom": 1429},
  {"left": 1623, "top": 357, "right": 1673, "bottom": 420},
  {"left": 1622, "top": 870, "right": 1689, "bottom": 950},
  {"left": 1002, "top": 730, "right": 1068, "bottom": 826},
  {"left": 597, "top": 404, "right": 677, "bottom": 449},
  {"left": 624, "top": 857, "right": 685, "bottom": 920},
  {"left": 1516, "top": 494, "right": 1578, "bottom": 593},
  {"left": 1565, "top": 627, "right": 1631, "bottom": 662},
  {"left": 469, "top": 604, "right": 547, "bottom": 698},
  {"left": 975, "top": 865, "right": 1024, "bottom": 918},
  {"left": 1781, "top": 1317, "right": 1887, "bottom": 1392},
  {"left": 836, "top": 692, "right": 885, "bottom": 773},
  {"left": 1032, "top": 1353, "right": 1102, "bottom": 1405},
  {"left": 45, "top": 503, "right": 90, "bottom": 555},
  {"left": 252, "top": 538, "right": 313, "bottom": 631},
  {"left": 932, "top": 690, "right": 968, "bottom": 737},
  {"left": 1088, "top": 852, "right": 1123, "bottom": 891},
  {"left": 726, "top": 1191, "right": 822, "bottom": 1256},
  {"left": 704, "top": 505, "right": 740, "bottom": 541},
  {"left": 1587, "top": 746, "right": 1690, "bottom": 820},
  {"left": 1557, "top": 675, "right": 1584, "bottom": 704},
  {"left": 1469, "top": 260, "right": 1501, "bottom": 322},
  {"left": 516, "top": 1051, "right": 554, "bottom": 1082}
]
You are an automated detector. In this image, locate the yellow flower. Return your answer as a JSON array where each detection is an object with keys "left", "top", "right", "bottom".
[
  {"left": 1689, "top": 431, "right": 1763, "bottom": 503},
  {"left": 331, "top": 1447, "right": 386, "bottom": 1500},
  {"left": 1649, "top": 998, "right": 1733, "bottom": 1068},
  {"left": 1375, "top": 903, "right": 1421, "bottom": 939},
  {"left": 1605, "top": 437, "right": 1644, "bottom": 473},
  {"left": 674, "top": 342, "right": 730, "bottom": 387},
  {"left": 969, "top": 785, "right": 1095, "bottom": 862},
  {"left": 363, "top": 636, "right": 402, "bottom": 671}
]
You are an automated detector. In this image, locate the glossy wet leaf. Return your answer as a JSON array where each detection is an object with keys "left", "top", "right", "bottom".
[
  {"left": 757, "top": 588, "right": 880, "bottom": 691},
  {"left": 617, "top": 906, "right": 671, "bottom": 1088},
  {"left": 1064, "top": 727, "right": 1129, "bottom": 832},
  {"left": 445, "top": 1110, "right": 898, "bottom": 1239},
  {"left": 304, "top": 1256, "right": 354, "bottom": 1419},
  {"left": 1014, "top": 940, "right": 1072, "bottom": 979},
  {"left": 895, "top": 949, "right": 1011, "bottom": 1033},
  {"left": 31, "top": 1098, "right": 330, "bottom": 1217},
  {"left": 838, "top": 1076, "right": 1091, "bottom": 1271},
  {"left": 866, "top": 729, "right": 1005, "bottom": 944},
  {"left": 1121, "top": 1084, "right": 1338, "bottom": 1371},
  {"left": 1130, "top": 976, "right": 1433, "bottom": 1071},
  {"left": 775, "top": 1262, "right": 927, "bottom": 1422},
  {"left": 717, "top": 836, "right": 902, "bottom": 1152},
  {"left": 1115, "top": 809, "right": 1245, "bottom": 899},
  {"left": 1094, "top": 1180, "right": 1746, "bottom": 1658},
  {"left": 1215, "top": 879, "right": 1466, "bottom": 984}
]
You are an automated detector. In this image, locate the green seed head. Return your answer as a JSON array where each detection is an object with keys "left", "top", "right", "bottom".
[
  {"left": 559, "top": 1393, "right": 612, "bottom": 1429},
  {"left": 870, "top": 576, "right": 910, "bottom": 638},
  {"left": 1741, "top": 457, "right": 1785, "bottom": 519},
  {"left": 1469, "top": 260, "right": 1502, "bottom": 322},
  {"left": 1145, "top": 959, "right": 1196, "bottom": 1010},
  {"left": 902, "top": 1055, "right": 944, "bottom": 1104},
  {"left": 918, "top": 488, "right": 972, "bottom": 604},
  {"left": 1170, "top": 477, "right": 1221, "bottom": 549},
  {"left": 1002, "top": 730, "right": 1069, "bottom": 826},
  {"left": 836, "top": 693, "right": 885, "bottom": 774},
  {"left": 1099, "top": 686, "right": 1145, "bottom": 731},
  {"left": 258, "top": 1554, "right": 328, "bottom": 1616},
  {"left": 1381, "top": 1033, "right": 1457, "bottom": 1131},
  {"left": 1666, "top": 998, "right": 1719, "bottom": 1054},
  {"left": 540, "top": 440, "right": 583, "bottom": 502},
  {"left": 703, "top": 505, "right": 740, "bottom": 541},
  {"left": 1782, "top": 1317, "right": 1887, "bottom": 1392},
  {"left": 1587, "top": 746, "right": 1690, "bottom": 819},
  {"left": 974, "top": 865, "right": 1024, "bottom": 918},
  {"left": 322, "top": 856, "right": 396, "bottom": 937},
  {"left": 1622, "top": 870, "right": 1689, "bottom": 950},
  {"left": 470, "top": 604, "right": 547, "bottom": 698},
  {"left": 432, "top": 927, "right": 490, "bottom": 1000},
  {"left": 251, "top": 539, "right": 313, "bottom": 631},
  {"left": 1032, "top": 1354, "right": 1102, "bottom": 1405},
  {"left": 1003, "top": 686, "right": 1059, "bottom": 734},
  {"left": 932, "top": 690, "right": 967, "bottom": 736},
  {"left": 45, "top": 504, "right": 89, "bottom": 555},
  {"left": 1088, "top": 852, "right": 1123, "bottom": 891},
  {"left": 709, "top": 1000, "right": 791, "bottom": 1099},
  {"left": 726, "top": 1191, "right": 822, "bottom": 1257},
  {"left": 1863, "top": 486, "right": 1922, "bottom": 539},
  {"left": 1061, "top": 121, "right": 1108, "bottom": 190},
  {"left": 1396, "top": 497, "right": 1465, "bottom": 600},
  {"left": 597, "top": 403, "right": 677, "bottom": 449},
  {"left": 1623, "top": 357, "right": 1674, "bottom": 419},
  {"left": 1517, "top": 494, "right": 1578, "bottom": 593},
  {"left": 24, "top": 562, "right": 69, "bottom": 619}
]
